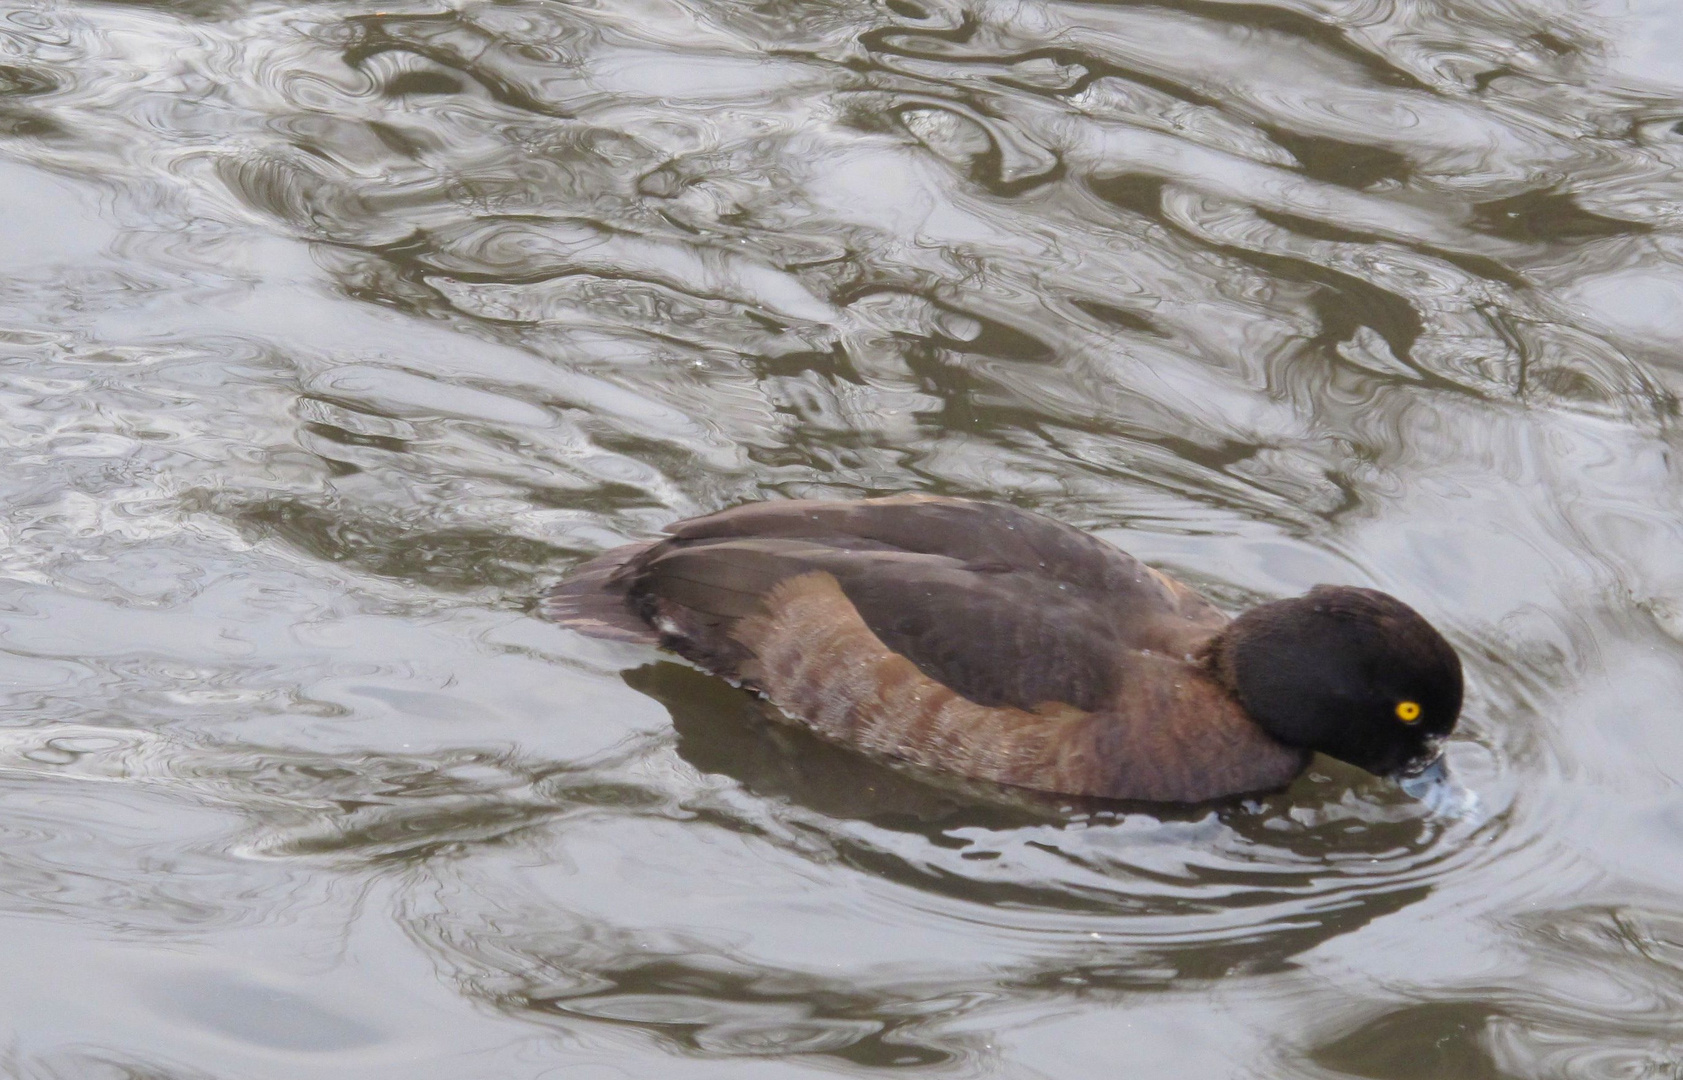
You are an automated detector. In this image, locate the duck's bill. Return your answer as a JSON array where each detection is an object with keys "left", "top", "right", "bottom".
[
  {"left": 1396, "top": 753, "right": 1481, "bottom": 819},
  {"left": 1398, "top": 753, "right": 1449, "bottom": 788}
]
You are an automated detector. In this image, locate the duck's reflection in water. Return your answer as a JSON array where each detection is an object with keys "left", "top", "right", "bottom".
[
  {"left": 0, "top": 672, "right": 1500, "bottom": 1066},
  {"left": 368, "top": 662, "right": 1498, "bottom": 1065}
]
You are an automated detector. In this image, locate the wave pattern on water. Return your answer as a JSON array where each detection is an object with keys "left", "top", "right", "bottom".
[{"left": 3, "top": 0, "right": 1683, "bottom": 1075}]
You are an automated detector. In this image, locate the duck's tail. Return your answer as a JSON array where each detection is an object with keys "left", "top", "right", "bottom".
[{"left": 537, "top": 541, "right": 661, "bottom": 644}]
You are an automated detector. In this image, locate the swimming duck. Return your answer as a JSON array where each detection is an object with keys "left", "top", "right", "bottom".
[{"left": 541, "top": 494, "right": 1463, "bottom": 803}]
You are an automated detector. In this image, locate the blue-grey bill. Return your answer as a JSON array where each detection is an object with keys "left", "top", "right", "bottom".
[{"left": 1397, "top": 755, "right": 1481, "bottom": 819}]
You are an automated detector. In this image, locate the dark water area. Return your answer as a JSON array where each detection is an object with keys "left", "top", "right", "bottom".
[{"left": 2, "top": 0, "right": 1682, "bottom": 1074}]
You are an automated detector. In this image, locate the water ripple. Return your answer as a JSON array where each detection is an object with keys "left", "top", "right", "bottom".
[{"left": 5, "top": 0, "right": 1683, "bottom": 1073}]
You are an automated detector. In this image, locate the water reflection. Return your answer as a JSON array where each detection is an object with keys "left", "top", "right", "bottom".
[
  {"left": 1307, "top": 904, "right": 1683, "bottom": 1080},
  {"left": 0, "top": 695, "right": 1501, "bottom": 1067}
]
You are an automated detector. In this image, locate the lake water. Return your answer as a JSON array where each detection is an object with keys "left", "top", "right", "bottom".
[{"left": 2, "top": 0, "right": 1682, "bottom": 1075}]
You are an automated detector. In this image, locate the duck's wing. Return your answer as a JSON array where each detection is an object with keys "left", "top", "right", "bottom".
[
  {"left": 540, "top": 495, "right": 1226, "bottom": 656},
  {"left": 655, "top": 495, "right": 1228, "bottom": 647},
  {"left": 662, "top": 494, "right": 1144, "bottom": 592},
  {"left": 623, "top": 536, "right": 1127, "bottom": 712}
]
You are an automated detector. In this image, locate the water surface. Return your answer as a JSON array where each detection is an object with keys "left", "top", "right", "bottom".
[{"left": 1, "top": 0, "right": 1682, "bottom": 1075}]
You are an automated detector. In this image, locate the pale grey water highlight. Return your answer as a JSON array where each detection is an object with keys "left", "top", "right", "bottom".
[{"left": 1, "top": 0, "right": 1682, "bottom": 1075}]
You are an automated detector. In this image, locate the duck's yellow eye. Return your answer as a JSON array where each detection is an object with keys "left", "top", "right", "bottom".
[{"left": 1395, "top": 701, "right": 1422, "bottom": 723}]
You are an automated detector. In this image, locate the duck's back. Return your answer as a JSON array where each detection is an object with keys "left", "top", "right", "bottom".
[{"left": 542, "top": 495, "right": 1307, "bottom": 801}]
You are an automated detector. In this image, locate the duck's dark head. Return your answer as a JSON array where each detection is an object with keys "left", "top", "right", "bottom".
[{"left": 1211, "top": 585, "right": 1463, "bottom": 778}]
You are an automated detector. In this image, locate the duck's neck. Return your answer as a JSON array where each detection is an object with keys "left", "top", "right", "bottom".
[{"left": 1195, "top": 625, "right": 1242, "bottom": 695}]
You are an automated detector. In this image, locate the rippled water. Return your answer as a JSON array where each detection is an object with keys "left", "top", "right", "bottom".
[{"left": 2, "top": 0, "right": 1682, "bottom": 1074}]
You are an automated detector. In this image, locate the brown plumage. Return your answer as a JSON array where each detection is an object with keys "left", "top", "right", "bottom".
[{"left": 540, "top": 495, "right": 1463, "bottom": 803}]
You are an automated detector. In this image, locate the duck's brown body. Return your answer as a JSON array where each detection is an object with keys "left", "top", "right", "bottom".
[{"left": 543, "top": 495, "right": 1311, "bottom": 802}]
